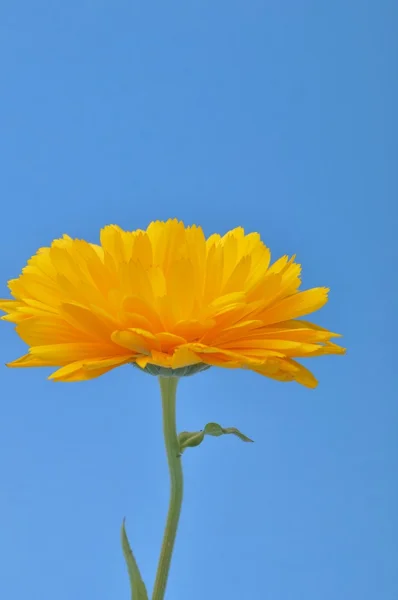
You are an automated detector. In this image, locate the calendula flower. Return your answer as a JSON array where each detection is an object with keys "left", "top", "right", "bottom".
[
  {"left": 0, "top": 219, "right": 344, "bottom": 386},
  {"left": 1, "top": 219, "right": 346, "bottom": 600}
]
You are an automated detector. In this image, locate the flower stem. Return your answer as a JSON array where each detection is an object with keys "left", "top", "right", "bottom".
[{"left": 152, "top": 376, "right": 183, "bottom": 600}]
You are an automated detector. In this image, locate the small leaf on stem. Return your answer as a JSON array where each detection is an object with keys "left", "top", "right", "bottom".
[
  {"left": 121, "top": 519, "right": 149, "bottom": 600},
  {"left": 178, "top": 422, "right": 253, "bottom": 453}
]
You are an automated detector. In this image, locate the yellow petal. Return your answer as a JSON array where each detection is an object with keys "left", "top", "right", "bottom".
[
  {"left": 122, "top": 296, "right": 163, "bottom": 332},
  {"left": 209, "top": 292, "right": 246, "bottom": 310},
  {"left": 147, "top": 266, "right": 167, "bottom": 298},
  {"left": 0, "top": 299, "right": 24, "bottom": 313},
  {"left": 147, "top": 349, "right": 173, "bottom": 367},
  {"left": 19, "top": 276, "right": 61, "bottom": 307},
  {"left": 260, "top": 288, "right": 329, "bottom": 325},
  {"left": 1, "top": 312, "right": 31, "bottom": 323},
  {"left": 155, "top": 332, "right": 187, "bottom": 353},
  {"left": 7, "top": 353, "right": 49, "bottom": 368},
  {"left": 256, "top": 358, "right": 318, "bottom": 388},
  {"left": 220, "top": 229, "right": 240, "bottom": 285},
  {"left": 60, "top": 303, "right": 113, "bottom": 341},
  {"left": 185, "top": 342, "right": 284, "bottom": 362},
  {"left": 131, "top": 232, "right": 153, "bottom": 269},
  {"left": 100, "top": 225, "right": 126, "bottom": 262},
  {"left": 222, "top": 255, "right": 252, "bottom": 294},
  {"left": 148, "top": 219, "right": 186, "bottom": 271},
  {"left": 167, "top": 258, "right": 195, "bottom": 322},
  {"left": 220, "top": 338, "right": 323, "bottom": 355},
  {"left": 31, "top": 343, "right": 126, "bottom": 365},
  {"left": 254, "top": 321, "right": 340, "bottom": 342},
  {"left": 111, "top": 329, "right": 158, "bottom": 353},
  {"left": 204, "top": 239, "right": 224, "bottom": 301},
  {"left": 209, "top": 320, "right": 264, "bottom": 345},
  {"left": 16, "top": 317, "right": 84, "bottom": 345},
  {"left": 135, "top": 356, "right": 150, "bottom": 368},
  {"left": 171, "top": 319, "right": 215, "bottom": 339},
  {"left": 171, "top": 346, "right": 201, "bottom": 368},
  {"left": 49, "top": 356, "right": 131, "bottom": 382}
]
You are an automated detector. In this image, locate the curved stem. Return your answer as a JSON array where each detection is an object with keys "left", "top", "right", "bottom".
[{"left": 152, "top": 376, "right": 183, "bottom": 600}]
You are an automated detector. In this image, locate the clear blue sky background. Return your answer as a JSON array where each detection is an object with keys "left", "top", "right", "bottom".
[{"left": 0, "top": 2, "right": 396, "bottom": 599}]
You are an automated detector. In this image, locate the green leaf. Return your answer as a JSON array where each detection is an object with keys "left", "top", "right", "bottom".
[
  {"left": 178, "top": 430, "right": 205, "bottom": 449},
  {"left": 178, "top": 422, "right": 253, "bottom": 453},
  {"left": 203, "top": 422, "right": 254, "bottom": 443},
  {"left": 121, "top": 519, "right": 149, "bottom": 600}
]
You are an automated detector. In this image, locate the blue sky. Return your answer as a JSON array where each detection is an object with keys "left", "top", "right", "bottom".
[{"left": 0, "top": 2, "right": 396, "bottom": 599}]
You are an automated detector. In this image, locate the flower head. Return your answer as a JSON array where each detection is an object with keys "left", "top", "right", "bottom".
[{"left": 0, "top": 220, "right": 344, "bottom": 386}]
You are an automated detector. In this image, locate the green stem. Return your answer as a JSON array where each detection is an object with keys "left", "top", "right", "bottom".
[{"left": 152, "top": 376, "right": 183, "bottom": 600}]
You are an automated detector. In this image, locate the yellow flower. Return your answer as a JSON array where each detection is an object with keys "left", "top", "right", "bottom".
[{"left": 0, "top": 219, "right": 345, "bottom": 386}]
